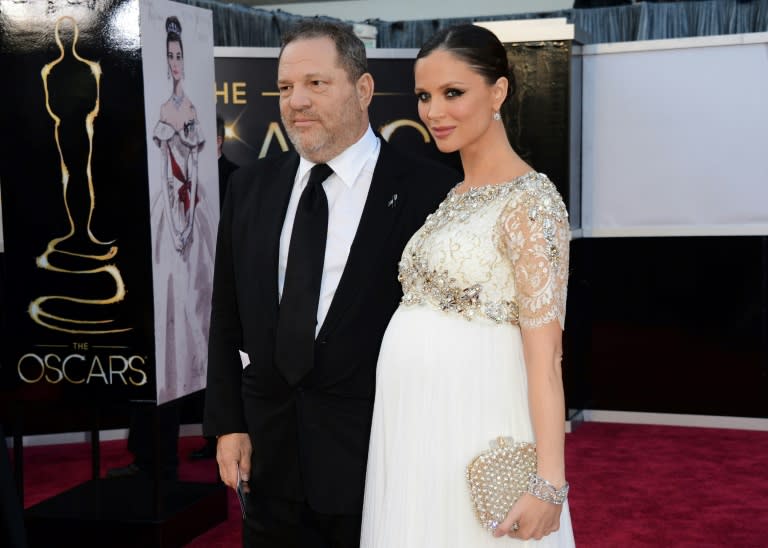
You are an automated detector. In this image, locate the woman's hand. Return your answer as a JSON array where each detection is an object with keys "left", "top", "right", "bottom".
[{"left": 493, "top": 493, "right": 562, "bottom": 540}]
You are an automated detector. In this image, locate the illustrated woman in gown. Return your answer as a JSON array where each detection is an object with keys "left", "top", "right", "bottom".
[
  {"left": 151, "top": 16, "right": 215, "bottom": 402},
  {"left": 361, "top": 25, "right": 575, "bottom": 546}
]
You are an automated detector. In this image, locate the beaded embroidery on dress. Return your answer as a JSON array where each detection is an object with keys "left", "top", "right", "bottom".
[
  {"left": 399, "top": 171, "right": 569, "bottom": 327},
  {"left": 361, "top": 171, "right": 575, "bottom": 547}
]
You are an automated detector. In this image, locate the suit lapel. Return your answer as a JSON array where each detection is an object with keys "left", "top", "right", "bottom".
[
  {"left": 251, "top": 152, "right": 299, "bottom": 318},
  {"left": 318, "top": 142, "right": 406, "bottom": 338}
]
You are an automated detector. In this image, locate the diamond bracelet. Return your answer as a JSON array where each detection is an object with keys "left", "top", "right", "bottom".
[{"left": 527, "top": 473, "right": 569, "bottom": 505}]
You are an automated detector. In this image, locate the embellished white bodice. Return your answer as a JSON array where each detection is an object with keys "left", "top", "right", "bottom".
[{"left": 398, "top": 171, "right": 570, "bottom": 329}]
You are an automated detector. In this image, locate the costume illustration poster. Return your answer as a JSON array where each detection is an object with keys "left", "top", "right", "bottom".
[
  {"left": 141, "top": 0, "right": 218, "bottom": 405},
  {"left": 0, "top": 0, "right": 156, "bottom": 402}
]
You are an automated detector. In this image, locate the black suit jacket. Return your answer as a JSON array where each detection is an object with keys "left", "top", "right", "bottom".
[{"left": 204, "top": 139, "right": 459, "bottom": 514}]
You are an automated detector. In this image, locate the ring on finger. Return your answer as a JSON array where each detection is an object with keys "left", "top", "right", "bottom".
[{"left": 511, "top": 522, "right": 520, "bottom": 532}]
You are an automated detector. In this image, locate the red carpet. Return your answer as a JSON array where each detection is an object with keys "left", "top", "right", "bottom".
[{"left": 12, "top": 422, "right": 768, "bottom": 546}]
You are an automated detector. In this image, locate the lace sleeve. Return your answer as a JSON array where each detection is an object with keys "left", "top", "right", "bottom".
[{"left": 499, "top": 176, "right": 570, "bottom": 330}]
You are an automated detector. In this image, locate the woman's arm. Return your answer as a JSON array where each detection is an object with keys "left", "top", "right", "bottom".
[
  {"left": 495, "top": 177, "right": 571, "bottom": 540},
  {"left": 523, "top": 322, "right": 566, "bottom": 489}
]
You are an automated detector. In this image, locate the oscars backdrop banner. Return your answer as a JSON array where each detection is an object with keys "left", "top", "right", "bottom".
[
  {"left": 213, "top": 45, "right": 575, "bottom": 214},
  {"left": 213, "top": 49, "right": 456, "bottom": 174},
  {"left": 0, "top": 0, "right": 216, "bottom": 406}
]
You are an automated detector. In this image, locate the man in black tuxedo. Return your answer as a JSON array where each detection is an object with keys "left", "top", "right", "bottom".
[{"left": 203, "top": 20, "right": 458, "bottom": 547}]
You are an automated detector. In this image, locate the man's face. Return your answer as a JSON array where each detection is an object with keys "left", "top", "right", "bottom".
[{"left": 278, "top": 37, "right": 370, "bottom": 163}]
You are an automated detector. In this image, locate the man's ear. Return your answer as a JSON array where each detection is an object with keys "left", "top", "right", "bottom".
[{"left": 356, "top": 72, "right": 374, "bottom": 109}]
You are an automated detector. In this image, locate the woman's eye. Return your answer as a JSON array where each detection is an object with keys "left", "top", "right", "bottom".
[
  {"left": 416, "top": 92, "right": 430, "bottom": 102},
  {"left": 446, "top": 88, "right": 464, "bottom": 98}
]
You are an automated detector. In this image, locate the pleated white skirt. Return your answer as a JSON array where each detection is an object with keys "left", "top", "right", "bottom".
[{"left": 361, "top": 305, "right": 575, "bottom": 547}]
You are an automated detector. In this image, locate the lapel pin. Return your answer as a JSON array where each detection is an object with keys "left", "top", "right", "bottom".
[{"left": 388, "top": 194, "right": 398, "bottom": 208}]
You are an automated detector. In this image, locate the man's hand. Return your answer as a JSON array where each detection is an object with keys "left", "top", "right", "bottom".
[{"left": 216, "top": 433, "right": 252, "bottom": 489}]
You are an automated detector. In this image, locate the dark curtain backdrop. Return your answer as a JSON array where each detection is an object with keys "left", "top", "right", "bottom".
[{"left": 178, "top": 0, "right": 768, "bottom": 47}]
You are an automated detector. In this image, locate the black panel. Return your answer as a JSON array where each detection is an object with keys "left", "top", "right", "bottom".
[
  {"left": 571, "top": 236, "right": 768, "bottom": 418},
  {"left": 563, "top": 238, "right": 591, "bottom": 415},
  {"left": 25, "top": 479, "right": 227, "bottom": 548},
  {"left": 505, "top": 41, "right": 579, "bottom": 227}
]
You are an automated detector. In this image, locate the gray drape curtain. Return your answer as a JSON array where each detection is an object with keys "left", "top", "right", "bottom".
[{"left": 180, "top": 0, "right": 768, "bottom": 47}]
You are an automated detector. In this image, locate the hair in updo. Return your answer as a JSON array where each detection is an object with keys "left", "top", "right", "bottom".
[
  {"left": 165, "top": 16, "right": 183, "bottom": 56},
  {"left": 416, "top": 24, "right": 515, "bottom": 103}
]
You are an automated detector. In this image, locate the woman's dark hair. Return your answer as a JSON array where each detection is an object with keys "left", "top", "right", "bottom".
[
  {"left": 417, "top": 24, "right": 515, "bottom": 102},
  {"left": 165, "top": 16, "right": 183, "bottom": 56}
]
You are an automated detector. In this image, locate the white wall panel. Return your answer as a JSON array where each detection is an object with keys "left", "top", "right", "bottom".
[{"left": 582, "top": 34, "right": 768, "bottom": 237}]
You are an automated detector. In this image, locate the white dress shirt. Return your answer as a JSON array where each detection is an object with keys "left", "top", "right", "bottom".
[{"left": 278, "top": 126, "right": 381, "bottom": 335}]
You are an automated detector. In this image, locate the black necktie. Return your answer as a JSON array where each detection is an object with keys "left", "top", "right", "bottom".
[{"left": 275, "top": 163, "right": 334, "bottom": 386}]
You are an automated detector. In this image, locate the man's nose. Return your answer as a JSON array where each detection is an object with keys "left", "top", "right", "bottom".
[{"left": 288, "top": 86, "right": 311, "bottom": 110}]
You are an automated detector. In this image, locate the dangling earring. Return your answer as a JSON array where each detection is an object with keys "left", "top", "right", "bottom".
[
  {"left": 493, "top": 111, "right": 501, "bottom": 121},
  {"left": 181, "top": 67, "right": 185, "bottom": 80},
  {"left": 167, "top": 67, "right": 170, "bottom": 80}
]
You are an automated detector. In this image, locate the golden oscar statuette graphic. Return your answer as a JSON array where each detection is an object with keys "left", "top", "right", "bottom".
[{"left": 31, "top": 16, "right": 130, "bottom": 334}]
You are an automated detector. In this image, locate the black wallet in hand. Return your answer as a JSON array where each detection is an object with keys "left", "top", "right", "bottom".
[{"left": 236, "top": 466, "right": 250, "bottom": 519}]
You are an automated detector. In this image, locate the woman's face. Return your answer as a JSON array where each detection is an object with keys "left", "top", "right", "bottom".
[
  {"left": 167, "top": 40, "right": 183, "bottom": 82},
  {"left": 414, "top": 49, "right": 502, "bottom": 154}
]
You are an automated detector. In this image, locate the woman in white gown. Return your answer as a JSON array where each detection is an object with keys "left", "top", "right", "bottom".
[
  {"left": 151, "top": 16, "right": 215, "bottom": 402},
  {"left": 361, "top": 25, "right": 575, "bottom": 546}
]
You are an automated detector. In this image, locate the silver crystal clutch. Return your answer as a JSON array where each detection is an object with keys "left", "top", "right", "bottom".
[{"left": 466, "top": 436, "right": 537, "bottom": 531}]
